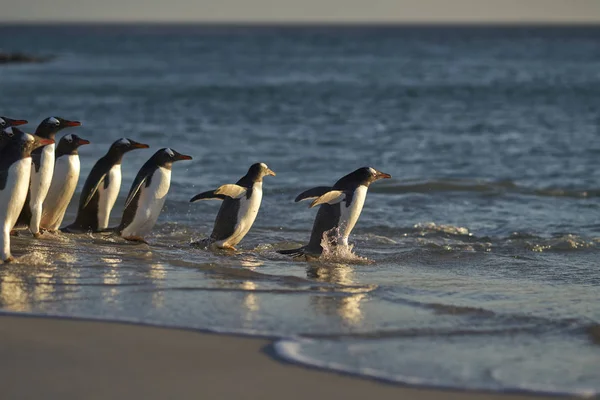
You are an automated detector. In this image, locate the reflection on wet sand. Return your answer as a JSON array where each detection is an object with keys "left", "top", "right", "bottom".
[
  {"left": 307, "top": 264, "right": 366, "bottom": 325},
  {"left": 0, "top": 272, "right": 31, "bottom": 312},
  {"left": 240, "top": 256, "right": 263, "bottom": 323},
  {"left": 102, "top": 256, "right": 122, "bottom": 304},
  {"left": 149, "top": 263, "right": 167, "bottom": 308}
]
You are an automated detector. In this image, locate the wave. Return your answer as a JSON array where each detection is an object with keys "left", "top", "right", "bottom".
[
  {"left": 371, "top": 178, "right": 600, "bottom": 199},
  {"left": 273, "top": 338, "right": 599, "bottom": 397}
]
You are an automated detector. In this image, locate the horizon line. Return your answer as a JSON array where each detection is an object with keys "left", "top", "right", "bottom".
[{"left": 1, "top": 20, "right": 600, "bottom": 26}]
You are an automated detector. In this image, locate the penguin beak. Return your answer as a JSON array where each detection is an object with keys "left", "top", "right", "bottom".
[
  {"left": 33, "top": 136, "right": 55, "bottom": 148},
  {"left": 130, "top": 141, "right": 150, "bottom": 149},
  {"left": 77, "top": 138, "right": 91, "bottom": 146},
  {"left": 266, "top": 168, "right": 276, "bottom": 176},
  {"left": 175, "top": 153, "right": 193, "bottom": 161},
  {"left": 62, "top": 120, "right": 81, "bottom": 127},
  {"left": 6, "top": 118, "right": 28, "bottom": 126},
  {"left": 375, "top": 171, "right": 391, "bottom": 180}
]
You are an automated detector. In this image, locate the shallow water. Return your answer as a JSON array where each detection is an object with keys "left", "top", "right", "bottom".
[{"left": 0, "top": 25, "right": 599, "bottom": 396}]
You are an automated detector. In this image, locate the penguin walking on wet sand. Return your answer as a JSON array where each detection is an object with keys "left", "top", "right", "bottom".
[
  {"left": 40, "top": 134, "right": 91, "bottom": 232},
  {"left": 0, "top": 116, "right": 29, "bottom": 152},
  {"left": 278, "top": 167, "right": 391, "bottom": 258},
  {"left": 117, "top": 148, "right": 192, "bottom": 241},
  {"left": 17, "top": 117, "right": 81, "bottom": 237},
  {"left": 0, "top": 127, "right": 54, "bottom": 262},
  {"left": 63, "top": 138, "right": 149, "bottom": 233},
  {"left": 190, "top": 163, "right": 276, "bottom": 250}
]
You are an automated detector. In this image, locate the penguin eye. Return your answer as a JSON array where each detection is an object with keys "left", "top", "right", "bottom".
[
  {"left": 5, "top": 128, "right": 14, "bottom": 137},
  {"left": 0, "top": 119, "right": 5, "bottom": 127},
  {"left": 48, "top": 117, "right": 60, "bottom": 126}
]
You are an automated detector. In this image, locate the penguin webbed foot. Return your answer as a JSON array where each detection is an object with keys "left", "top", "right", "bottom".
[
  {"left": 123, "top": 236, "right": 149, "bottom": 244},
  {"left": 9, "top": 230, "right": 19, "bottom": 237},
  {"left": 3, "top": 256, "right": 15, "bottom": 264}
]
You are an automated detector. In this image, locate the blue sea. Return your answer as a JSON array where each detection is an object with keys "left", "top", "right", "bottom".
[{"left": 0, "top": 24, "right": 599, "bottom": 396}]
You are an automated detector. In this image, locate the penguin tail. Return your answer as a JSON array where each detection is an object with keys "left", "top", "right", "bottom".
[
  {"left": 100, "top": 226, "right": 121, "bottom": 235},
  {"left": 277, "top": 246, "right": 307, "bottom": 258}
]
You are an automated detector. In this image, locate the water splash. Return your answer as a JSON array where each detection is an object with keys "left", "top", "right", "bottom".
[{"left": 319, "top": 228, "right": 372, "bottom": 264}]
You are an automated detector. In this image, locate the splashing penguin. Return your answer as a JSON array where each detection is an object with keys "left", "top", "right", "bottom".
[{"left": 278, "top": 167, "right": 391, "bottom": 258}]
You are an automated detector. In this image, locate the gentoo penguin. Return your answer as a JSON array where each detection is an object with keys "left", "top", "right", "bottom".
[
  {"left": 17, "top": 116, "right": 81, "bottom": 237},
  {"left": 190, "top": 163, "right": 276, "bottom": 250},
  {"left": 40, "top": 134, "right": 90, "bottom": 232},
  {"left": 0, "top": 117, "right": 28, "bottom": 152},
  {"left": 63, "top": 138, "right": 149, "bottom": 233},
  {"left": 278, "top": 167, "right": 391, "bottom": 258},
  {"left": 118, "top": 148, "right": 192, "bottom": 241},
  {"left": 0, "top": 127, "right": 54, "bottom": 262}
]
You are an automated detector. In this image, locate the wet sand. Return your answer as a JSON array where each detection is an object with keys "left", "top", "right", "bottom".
[{"left": 0, "top": 314, "right": 565, "bottom": 400}]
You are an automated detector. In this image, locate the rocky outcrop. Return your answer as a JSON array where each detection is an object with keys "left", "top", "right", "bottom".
[{"left": 0, "top": 52, "right": 53, "bottom": 64}]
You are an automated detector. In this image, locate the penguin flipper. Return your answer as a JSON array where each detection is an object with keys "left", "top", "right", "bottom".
[
  {"left": 124, "top": 176, "right": 148, "bottom": 209},
  {"left": 294, "top": 186, "right": 332, "bottom": 203},
  {"left": 214, "top": 184, "right": 247, "bottom": 199},
  {"left": 82, "top": 173, "right": 107, "bottom": 208},
  {"left": 0, "top": 168, "right": 7, "bottom": 191},
  {"left": 189, "top": 190, "right": 228, "bottom": 202},
  {"left": 309, "top": 190, "right": 346, "bottom": 208}
]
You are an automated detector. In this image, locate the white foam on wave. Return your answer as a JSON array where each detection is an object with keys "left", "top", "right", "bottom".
[{"left": 273, "top": 338, "right": 599, "bottom": 398}]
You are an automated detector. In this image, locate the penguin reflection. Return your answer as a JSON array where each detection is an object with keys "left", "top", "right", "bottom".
[{"left": 307, "top": 263, "right": 366, "bottom": 325}]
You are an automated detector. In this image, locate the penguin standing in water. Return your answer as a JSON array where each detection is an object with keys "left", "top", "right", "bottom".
[
  {"left": 278, "top": 167, "right": 391, "bottom": 258},
  {"left": 190, "top": 163, "right": 276, "bottom": 250},
  {"left": 0, "top": 117, "right": 28, "bottom": 152},
  {"left": 17, "top": 117, "right": 81, "bottom": 237},
  {"left": 40, "top": 134, "right": 91, "bottom": 232},
  {"left": 0, "top": 127, "right": 54, "bottom": 262},
  {"left": 63, "top": 138, "right": 149, "bottom": 233},
  {"left": 117, "top": 148, "right": 192, "bottom": 241}
]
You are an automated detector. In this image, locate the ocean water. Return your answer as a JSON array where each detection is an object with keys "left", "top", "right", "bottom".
[{"left": 0, "top": 24, "right": 599, "bottom": 396}]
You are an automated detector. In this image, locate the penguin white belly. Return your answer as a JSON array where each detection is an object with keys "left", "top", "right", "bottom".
[
  {"left": 97, "top": 165, "right": 121, "bottom": 230},
  {"left": 121, "top": 167, "right": 171, "bottom": 238},
  {"left": 338, "top": 185, "right": 367, "bottom": 246},
  {"left": 29, "top": 144, "right": 55, "bottom": 233},
  {"left": 41, "top": 155, "right": 80, "bottom": 230},
  {"left": 1, "top": 159, "right": 32, "bottom": 260},
  {"left": 217, "top": 182, "right": 262, "bottom": 248}
]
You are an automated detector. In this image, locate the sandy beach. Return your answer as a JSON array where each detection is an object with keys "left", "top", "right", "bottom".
[{"left": 0, "top": 314, "right": 566, "bottom": 400}]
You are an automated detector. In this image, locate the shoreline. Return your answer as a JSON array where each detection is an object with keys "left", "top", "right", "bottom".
[{"left": 0, "top": 313, "right": 568, "bottom": 400}]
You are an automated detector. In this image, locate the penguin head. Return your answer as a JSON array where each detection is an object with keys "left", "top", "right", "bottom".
[
  {"left": 56, "top": 134, "right": 91, "bottom": 156},
  {"left": 109, "top": 138, "right": 150, "bottom": 155},
  {"left": 337, "top": 167, "right": 391, "bottom": 188},
  {"left": 0, "top": 116, "right": 28, "bottom": 128},
  {"left": 4, "top": 127, "right": 55, "bottom": 158},
  {"left": 153, "top": 148, "right": 193, "bottom": 168},
  {"left": 35, "top": 116, "right": 81, "bottom": 139},
  {"left": 246, "top": 163, "right": 276, "bottom": 183}
]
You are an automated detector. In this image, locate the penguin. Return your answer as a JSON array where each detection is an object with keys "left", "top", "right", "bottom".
[
  {"left": 63, "top": 138, "right": 149, "bottom": 233},
  {"left": 190, "top": 163, "right": 276, "bottom": 250},
  {"left": 0, "top": 127, "right": 54, "bottom": 262},
  {"left": 117, "top": 148, "right": 192, "bottom": 241},
  {"left": 278, "top": 167, "right": 391, "bottom": 258},
  {"left": 40, "top": 134, "right": 91, "bottom": 232},
  {"left": 0, "top": 116, "right": 28, "bottom": 152},
  {"left": 17, "top": 116, "right": 81, "bottom": 237}
]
